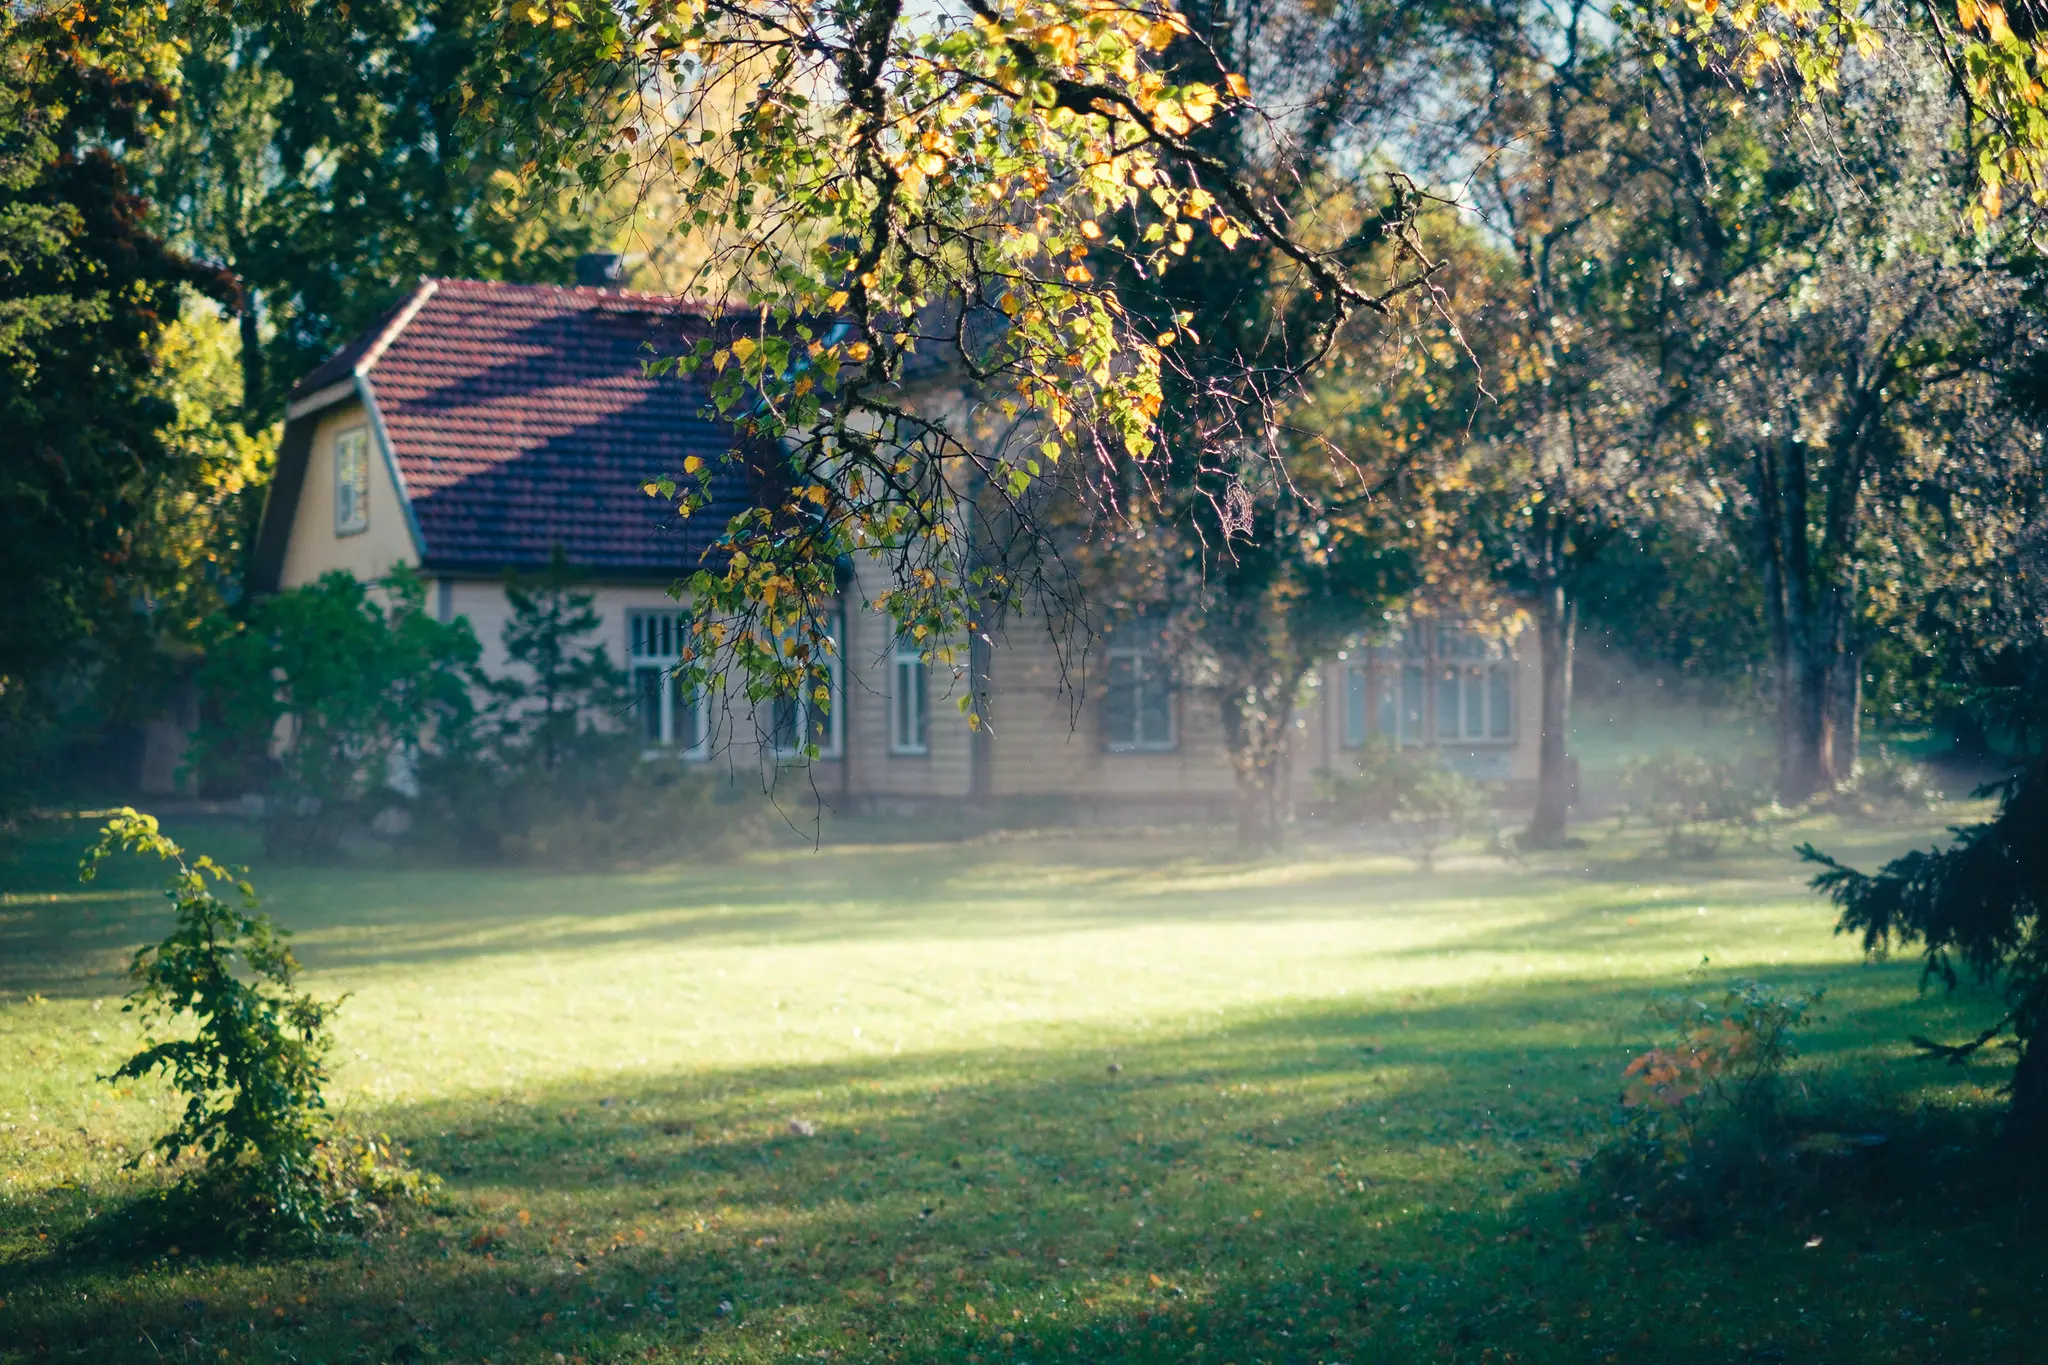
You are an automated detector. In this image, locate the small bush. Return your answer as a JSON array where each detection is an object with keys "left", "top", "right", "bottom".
[
  {"left": 82, "top": 809, "right": 435, "bottom": 1246},
  {"left": 1393, "top": 758, "right": 1492, "bottom": 872},
  {"left": 1588, "top": 971, "right": 1828, "bottom": 1233},
  {"left": 419, "top": 732, "right": 766, "bottom": 868},
  {"left": 1615, "top": 749, "right": 1779, "bottom": 856},
  {"left": 1314, "top": 737, "right": 1415, "bottom": 822},
  {"left": 1829, "top": 745, "right": 1944, "bottom": 817},
  {"left": 1317, "top": 739, "right": 1495, "bottom": 870}
]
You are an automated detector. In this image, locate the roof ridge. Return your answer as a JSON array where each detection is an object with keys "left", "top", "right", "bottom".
[
  {"left": 355, "top": 278, "right": 441, "bottom": 377},
  {"left": 422, "top": 275, "right": 733, "bottom": 313}
]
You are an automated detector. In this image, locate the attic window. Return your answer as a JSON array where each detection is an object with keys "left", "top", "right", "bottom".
[{"left": 335, "top": 427, "right": 370, "bottom": 536}]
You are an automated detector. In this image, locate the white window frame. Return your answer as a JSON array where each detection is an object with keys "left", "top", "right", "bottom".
[
  {"left": 891, "top": 634, "right": 930, "bottom": 755},
  {"left": 1339, "top": 625, "right": 1515, "bottom": 748},
  {"left": 771, "top": 613, "right": 842, "bottom": 760},
  {"left": 1104, "top": 642, "right": 1176, "bottom": 753},
  {"left": 334, "top": 426, "right": 370, "bottom": 536},
  {"left": 628, "top": 611, "right": 708, "bottom": 759}
]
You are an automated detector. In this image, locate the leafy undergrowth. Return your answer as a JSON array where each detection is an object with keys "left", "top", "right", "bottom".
[{"left": 2, "top": 808, "right": 2042, "bottom": 1363}]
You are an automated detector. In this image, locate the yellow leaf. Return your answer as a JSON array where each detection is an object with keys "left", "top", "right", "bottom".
[
  {"left": 684, "top": 455, "right": 704, "bottom": 474},
  {"left": 804, "top": 484, "right": 829, "bottom": 505},
  {"left": 731, "top": 336, "right": 757, "bottom": 361},
  {"left": 1225, "top": 72, "right": 1250, "bottom": 98},
  {"left": 826, "top": 290, "right": 850, "bottom": 310},
  {"left": 1988, "top": 3, "right": 2016, "bottom": 42},
  {"left": 1079, "top": 219, "right": 1102, "bottom": 239},
  {"left": 1959, "top": 0, "right": 1980, "bottom": 28},
  {"left": 1064, "top": 263, "right": 1093, "bottom": 282},
  {"left": 846, "top": 340, "right": 872, "bottom": 361},
  {"left": 1145, "top": 21, "right": 1176, "bottom": 49}
]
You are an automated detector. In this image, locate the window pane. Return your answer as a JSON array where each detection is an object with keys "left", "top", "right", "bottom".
[
  {"left": 807, "top": 672, "right": 834, "bottom": 750},
  {"left": 1465, "top": 666, "right": 1485, "bottom": 737},
  {"left": 1344, "top": 666, "right": 1367, "bottom": 747},
  {"left": 335, "top": 430, "right": 369, "bottom": 534},
  {"left": 894, "top": 657, "right": 927, "bottom": 751},
  {"left": 1489, "top": 664, "right": 1513, "bottom": 738},
  {"left": 913, "top": 662, "right": 927, "bottom": 749},
  {"left": 1436, "top": 667, "right": 1461, "bottom": 740},
  {"left": 678, "top": 685, "right": 704, "bottom": 752},
  {"left": 634, "top": 667, "right": 666, "bottom": 744},
  {"left": 1138, "top": 656, "right": 1172, "bottom": 747},
  {"left": 1104, "top": 653, "right": 1137, "bottom": 747},
  {"left": 1376, "top": 668, "right": 1396, "bottom": 738},
  {"left": 1400, "top": 664, "right": 1425, "bottom": 743},
  {"left": 771, "top": 693, "right": 800, "bottom": 753}
]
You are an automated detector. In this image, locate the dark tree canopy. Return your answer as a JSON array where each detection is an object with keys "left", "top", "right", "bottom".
[{"left": 1, "top": 2, "right": 236, "bottom": 801}]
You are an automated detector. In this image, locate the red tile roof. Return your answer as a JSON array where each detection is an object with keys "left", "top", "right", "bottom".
[{"left": 290, "top": 278, "right": 755, "bottom": 577}]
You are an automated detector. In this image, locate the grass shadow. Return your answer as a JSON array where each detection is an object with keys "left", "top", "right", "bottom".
[{"left": 7, "top": 976, "right": 2045, "bottom": 1363}]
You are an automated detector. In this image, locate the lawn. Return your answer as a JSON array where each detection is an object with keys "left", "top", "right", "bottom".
[{"left": 1, "top": 807, "right": 2040, "bottom": 1364}]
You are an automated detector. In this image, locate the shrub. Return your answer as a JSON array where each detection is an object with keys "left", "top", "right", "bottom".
[
  {"left": 1314, "top": 737, "right": 1414, "bottom": 823},
  {"left": 1615, "top": 749, "right": 1778, "bottom": 857},
  {"left": 429, "top": 728, "right": 766, "bottom": 868},
  {"left": 82, "top": 809, "right": 435, "bottom": 1245},
  {"left": 411, "top": 556, "right": 765, "bottom": 866},
  {"left": 1393, "top": 757, "right": 1493, "bottom": 872},
  {"left": 1316, "top": 739, "right": 1494, "bottom": 870},
  {"left": 1590, "top": 971, "right": 1826, "bottom": 1232},
  {"left": 190, "top": 567, "right": 480, "bottom": 859},
  {"left": 1622, "top": 975, "right": 1822, "bottom": 1128},
  {"left": 1828, "top": 745, "right": 1944, "bottom": 817}
]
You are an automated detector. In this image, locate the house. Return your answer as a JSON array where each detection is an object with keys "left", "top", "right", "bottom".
[{"left": 246, "top": 267, "right": 1545, "bottom": 820}]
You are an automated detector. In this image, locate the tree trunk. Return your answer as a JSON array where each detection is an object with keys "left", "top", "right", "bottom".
[
  {"left": 2009, "top": 1035, "right": 2048, "bottom": 1148},
  {"left": 1220, "top": 671, "right": 1298, "bottom": 855},
  {"left": 1525, "top": 579, "right": 1576, "bottom": 848},
  {"left": 238, "top": 293, "right": 267, "bottom": 421},
  {"left": 1756, "top": 433, "right": 1837, "bottom": 804},
  {"left": 1827, "top": 638, "right": 1861, "bottom": 785}
]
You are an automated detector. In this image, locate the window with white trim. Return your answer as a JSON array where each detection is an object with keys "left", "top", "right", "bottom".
[
  {"left": 891, "top": 634, "right": 929, "bottom": 755},
  {"left": 334, "top": 427, "right": 370, "bottom": 536},
  {"left": 628, "top": 611, "right": 708, "bottom": 758},
  {"left": 1104, "top": 633, "right": 1174, "bottom": 752},
  {"left": 1338, "top": 623, "right": 1514, "bottom": 747},
  {"left": 769, "top": 613, "right": 842, "bottom": 759}
]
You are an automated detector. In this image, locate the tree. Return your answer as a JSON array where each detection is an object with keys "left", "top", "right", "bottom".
[
  {"left": 1600, "top": 54, "right": 2038, "bottom": 802},
  {"left": 1805, "top": 741, "right": 2048, "bottom": 1137},
  {"left": 1460, "top": 3, "right": 1671, "bottom": 845},
  {"left": 486, "top": 0, "right": 1449, "bottom": 737},
  {"left": 145, "top": 0, "right": 617, "bottom": 419},
  {"left": 1056, "top": 0, "right": 1509, "bottom": 851},
  {"left": 488, "top": 549, "right": 627, "bottom": 774},
  {"left": 0, "top": 0, "right": 241, "bottom": 811}
]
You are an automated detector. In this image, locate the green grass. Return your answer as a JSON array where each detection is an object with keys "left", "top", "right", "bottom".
[{"left": 2, "top": 807, "right": 2041, "bottom": 1364}]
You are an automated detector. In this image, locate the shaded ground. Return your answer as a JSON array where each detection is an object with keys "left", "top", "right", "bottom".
[{"left": 0, "top": 808, "right": 2037, "bottom": 1363}]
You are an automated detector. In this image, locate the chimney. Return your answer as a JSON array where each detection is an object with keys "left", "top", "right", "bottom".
[{"left": 575, "top": 252, "right": 626, "bottom": 289}]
